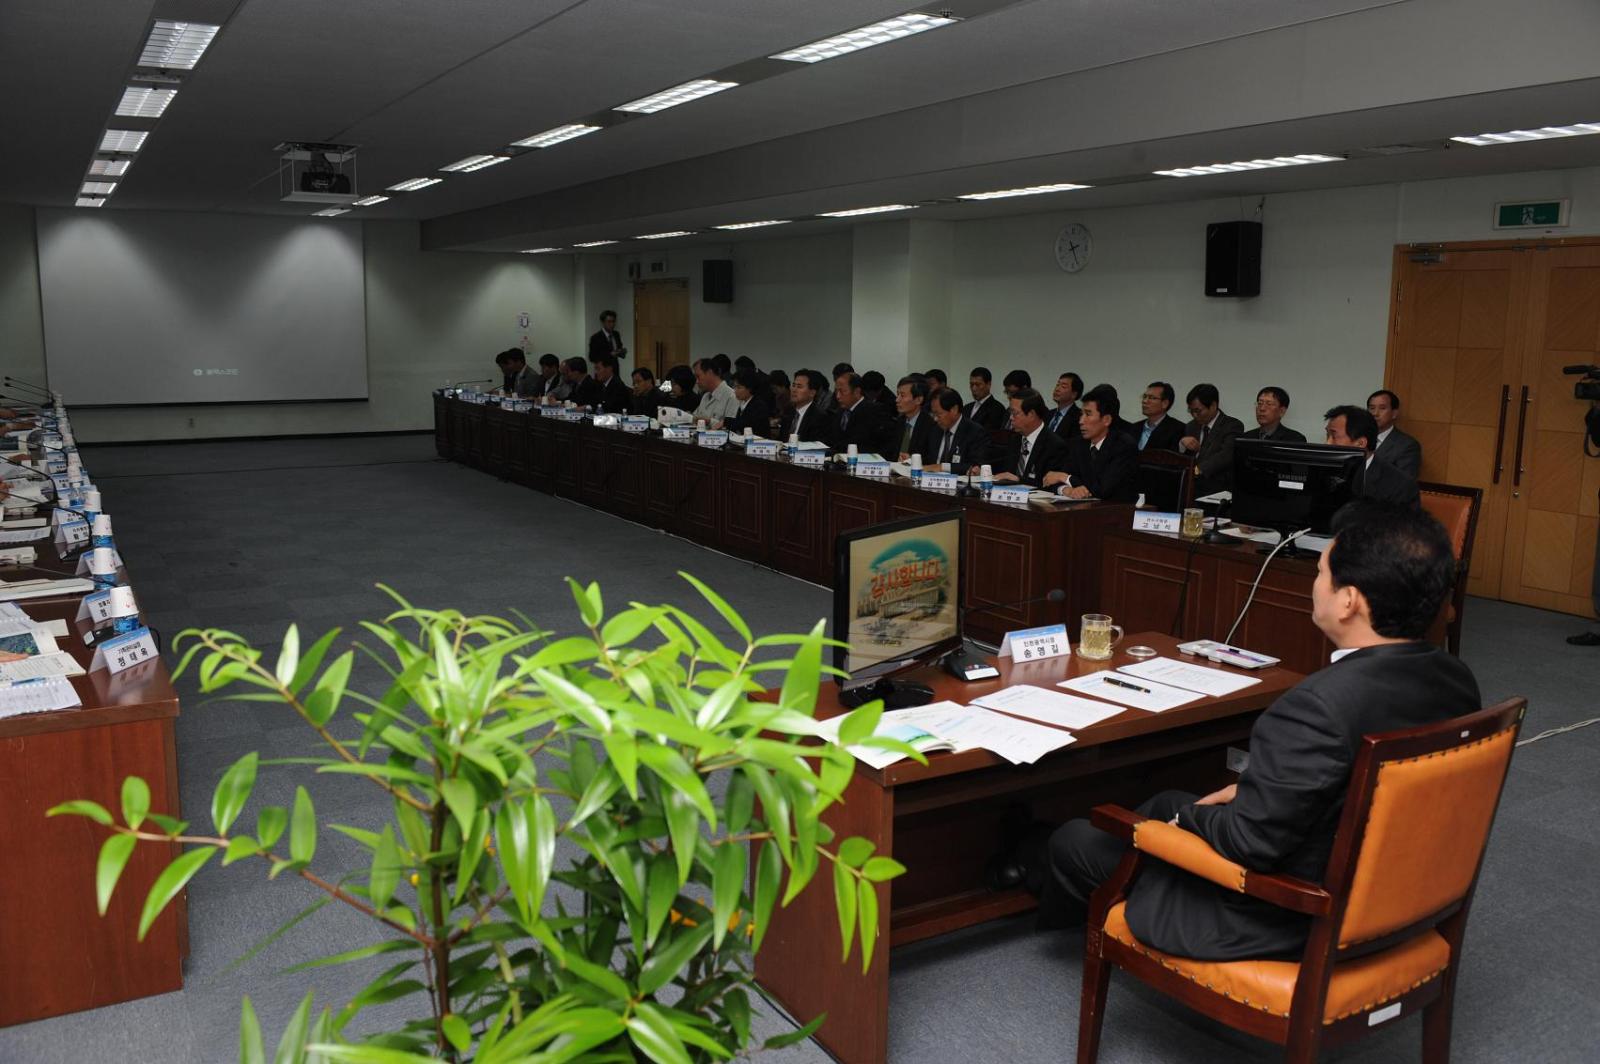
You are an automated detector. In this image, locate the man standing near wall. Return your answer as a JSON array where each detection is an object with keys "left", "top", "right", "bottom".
[
  {"left": 1568, "top": 399, "right": 1600, "bottom": 646},
  {"left": 588, "top": 310, "right": 627, "bottom": 362}
]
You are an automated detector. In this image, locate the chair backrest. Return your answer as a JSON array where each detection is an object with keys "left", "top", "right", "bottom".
[
  {"left": 1417, "top": 482, "right": 1482, "bottom": 573},
  {"left": 1324, "top": 698, "right": 1524, "bottom": 949}
]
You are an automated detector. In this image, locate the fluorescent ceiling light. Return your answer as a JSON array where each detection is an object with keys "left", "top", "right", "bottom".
[
  {"left": 81, "top": 181, "right": 117, "bottom": 195},
  {"left": 772, "top": 12, "right": 958, "bottom": 63},
  {"left": 574, "top": 240, "right": 618, "bottom": 248},
  {"left": 89, "top": 159, "right": 130, "bottom": 176},
  {"left": 74, "top": 197, "right": 105, "bottom": 208},
  {"left": 99, "top": 129, "right": 148, "bottom": 153},
  {"left": 387, "top": 177, "right": 442, "bottom": 191},
  {"left": 712, "top": 219, "right": 792, "bottom": 230},
  {"left": 512, "top": 124, "right": 601, "bottom": 149},
  {"left": 312, "top": 208, "right": 350, "bottom": 217},
  {"left": 115, "top": 86, "right": 176, "bottom": 119},
  {"left": 139, "top": 20, "right": 221, "bottom": 69},
  {"left": 520, "top": 247, "right": 561, "bottom": 254},
  {"left": 353, "top": 195, "right": 389, "bottom": 207},
  {"left": 616, "top": 79, "right": 737, "bottom": 114},
  {"left": 818, "top": 204, "right": 918, "bottom": 217},
  {"left": 635, "top": 231, "right": 694, "bottom": 239},
  {"left": 958, "top": 182, "right": 1091, "bottom": 200},
  {"left": 440, "top": 154, "right": 508, "bottom": 173},
  {"left": 1153, "top": 153, "right": 1341, "bottom": 177},
  {"left": 1451, "top": 122, "right": 1600, "bottom": 146}
]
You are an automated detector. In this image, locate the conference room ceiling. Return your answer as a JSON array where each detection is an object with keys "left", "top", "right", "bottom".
[{"left": 5, "top": 0, "right": 1599, "bottom": 253}]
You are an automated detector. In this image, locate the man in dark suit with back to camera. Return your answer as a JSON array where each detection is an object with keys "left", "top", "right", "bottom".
[
  {"left": 994, "top": 388, "right": 1071, "bottom": 487},
  {"left": 1178, "top": 383, "right": 1245, "bottom": 497},
  {"left": 965, "top": 367, "right": 1008, "bottom": 430},
  {"left": 561, "top": 356, "right": 602, "bottom": 410},
  {"left": 591, "top": 353, "right": 630, "bottom": 414},
  {"left": 1043, "top": 384, "right": 1138, "bottom": 502},
  {"left": 1040, "top": 503, "right": 1480, "bottom": 959},
  {"left": 1325, "top": 404, "right": 1419, "bottom": 508},
  {"left": 926, "top": 387, "right": 991, "bottom": 474},
  {"left": 891, "top": 374, "right": 940, "bottom": 464},
  {"left": 1045, "top": 372, "right": 1084, "bottom": 442},
  {"left": 1134, "top": 381, "right": 1185, "bottom": 452},
  {"left": 829, "top": 371, "right": 890, "bottom": 455},
  {"left": 1367, "top": 389, "right": 1421, "bottom": 479},
  {"left": 1241, "top": 386, "right": 1306, "bottom": 442},
  {"left": 587, "top": 310, "right": 627, "bottom": 362},
  {"left": 781, "top": 369, "right": 835, "bottom": 444}
]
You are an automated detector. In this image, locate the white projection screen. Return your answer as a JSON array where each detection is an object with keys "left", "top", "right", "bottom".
[{"left": 37, "top": 209, "right": 368, "bottom": 405}]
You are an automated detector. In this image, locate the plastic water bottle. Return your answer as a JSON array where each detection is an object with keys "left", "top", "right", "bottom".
[
  {"left": 910, "top": 454, "right": 923, "bottom": 488},
  {"left": 91, "top": 514, "right": 114, "bottom": 550},
  {"left": 847, "top": 444, "right": 858, "bottom": 475},
  {"left": 786, "top": 433, "right": 798, "bottom": 460},
  {"left": 979, "top": 464, "right": 994, "bottom": 499},
  {"left": 744, "top": 426, "right": 753, "bottom": 446}
]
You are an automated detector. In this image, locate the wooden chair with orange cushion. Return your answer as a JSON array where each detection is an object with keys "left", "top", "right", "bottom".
[
  {"left": 1417, "top": 483, "right": 1482, "bottom": 655},
  {"left": 1076, "top": 697, "right": 1525, "bottom": 1064}
]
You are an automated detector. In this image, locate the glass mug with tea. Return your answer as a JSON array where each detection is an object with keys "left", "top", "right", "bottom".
[
  {"left": 1181, "top": 507, "right": 1205, "bottom": 539},
  {"left": 1078, "top": 613, "right": 1124, "bottom": 661}
]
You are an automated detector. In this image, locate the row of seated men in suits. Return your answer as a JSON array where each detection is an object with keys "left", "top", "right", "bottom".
[{"left": 493, "top": 348, "right": 1423, "bottom": 507}]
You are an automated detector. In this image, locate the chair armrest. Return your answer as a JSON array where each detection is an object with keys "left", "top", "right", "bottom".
[{"left": 1088, "top": 803, "right": 1144, "bottom": 840}]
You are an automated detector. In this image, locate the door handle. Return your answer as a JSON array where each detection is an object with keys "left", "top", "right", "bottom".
[
  {"left": 1511, "top": 385, "right": 1530, "bottom": 493},
  {"left": 1491, "top": 385, "right": 1509, "bottom": 484}
]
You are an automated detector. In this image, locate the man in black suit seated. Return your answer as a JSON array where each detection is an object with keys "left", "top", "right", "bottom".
[
  {"left": 993, "top": 388, "right": 1071, "bottom": 488},
  {"left": 1040, "top": 504, "right": 1479, "bottom": 959},
  {"left": 1042, "top": 385, "right": 1138, "bottom": 502},
  {"left": 925, "top": 387, "right": 990, "bottom": 474},
  {"left": 965, "top": 367, "right": 1008, "bottom": 430},
  {"left": 1178, "top": 382, "right": 1245, "bottom": 496},
  {"left": 1367, "top": 389, "right": 1422, "bottom": 479},
  {"left": 561, "top": 356, "right": 602, "bottom": 410},
  {"left": 829, "top": 371, "right": 890, "bottom": 455},
  {"left": 1002, "top": 368, "right": 1033, "bottom": 400},
  {"left": 627, "top": 367, "right": 659, "bottom": 416},
  {"left": 586, "top": 310, "right": 627, "bottom": 362},
  {"left": 591, "top": 353, "right": 630, "bottom": 414},
  {"left": 924, "top": 368, "right": 950, "bottom": 395},
  {"left": 532, "top": 353, "right": 567, "bottom": 401},
  {"left": 1132, "top": 380, "right": 1185, "bottom": 451},
  {"left": 1241, "top": 386, "right": 1307, "bottom": 443},
  {"left": 495, "top": 349, "right": 539, "bottom": 397},
  {"left": 1325, "top": 404, "right": 1420, "bottom": 508},
  {"left": 890, "top": 375, "right": 940, "bottom": 463},
  {"left": 861, "top": 370, "right": 897, "bottom": 418},
  {"left": 1044, "top": 372, "right": 1083, "bottom": 442},
  {"left": 780, "top": 369, "right": 835, "bottom": 444},
  {"left": 724, "top": 368, "right": 774, "bottom": 438}
]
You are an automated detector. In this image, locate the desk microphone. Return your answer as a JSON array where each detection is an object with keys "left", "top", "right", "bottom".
[{"left": 944, "top": 588, "right": 1067, "bottom": 680}]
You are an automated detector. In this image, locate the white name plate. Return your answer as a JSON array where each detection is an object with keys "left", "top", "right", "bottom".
[
  {"left": 621, "top": 417, "right": 650, "bottom": 433},
  {"left": 55, "top": 519, "right": 89, "bottom": 548},
  {"left": 989, "top": 485, "right": 1032, "bottom": 506},
  {"left": 853, "top": 460, "right": 891, "bottom": 479},
  {"left": 746, "top": 439, "right": 780, "bottom": 459},
  {"left": 998, "top": 623, "right": 1071, "bottom": 661},
  {"left": 792, "top": 450, "right": 826, "bottom": 468},
  {"left": 920, "top": 471, "right": 960, "bottom": 492},
  {"left": 663, "top": 426, "right": 694, "bottom": 443},
  {"left": 696, "top": 430, "right": 729, "bottom": 449},
  {"left": 1132, "top": 511, "right": 1182, "bottom": 533},
  {"left": 91, "top": 625, "right": 158, "bottom": 674},
  {"left": 77, "top": 589, "right": 114, "bottom": 625}
]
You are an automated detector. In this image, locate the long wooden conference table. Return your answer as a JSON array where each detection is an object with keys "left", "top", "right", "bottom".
[{"left": 435, "top": 396, "right": 1133, "bottom": 644}]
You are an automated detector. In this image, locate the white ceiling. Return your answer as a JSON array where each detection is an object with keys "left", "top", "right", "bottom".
[{"left": 4, "top": 0, "right": 1599, "bottom": 252}]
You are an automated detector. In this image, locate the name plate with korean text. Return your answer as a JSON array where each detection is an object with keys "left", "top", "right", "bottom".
[
  {"left": 745, "top": 439, "right": 780, "bottom": 459},
  {"left": 696, "top": 430, "right": 729, "bottom": 449},
  {"left": 920, "top": 471, "right": 960, "bottom": 492},
  {"left": 998, "top": 623, "right": 1071, "bottom": 661},
  {"left": 1132, "top": 511, "right": 1182, "bottom": 534},
  {"left": 989, "top": 485, "right": 1032, "bottom": 506},
  {"left": 90, "top": 626, "right": 158, "bottom": 674},
  {"left": 792, "top": 450, "right": 826, "bottom": 469},
  {"left": 853, "top": 459, "right": 891, "bottom": 479}
]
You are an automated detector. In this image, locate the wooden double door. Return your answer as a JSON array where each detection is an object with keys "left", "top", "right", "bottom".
[
  {"left": 1385, "top": 238, "right": 1600, "bottom": 614},
  {"left": 633, "top": 279, "right": 690, "bottom": 379}
]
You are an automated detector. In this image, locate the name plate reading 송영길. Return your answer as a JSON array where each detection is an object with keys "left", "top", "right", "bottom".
[
  {"left": 696, "top": 430, "right": 729, "bottom": 449},
  {"left": 1132, "top": 511, "right": 1182, "bottom": 534},
  {"left": 988, "top": 485, "right": 1032, "bottom": 506},
  {"left": 792, "top": 450, "right": 826, "bottom": 469},
  {"left": 920, "top": 471, "right": 960, "bottom": 492},
  {"left": 853, "top": 459, "right": 891, "bottom": 479},
  {"left": 998, "top": 623, "right": 1071, "bottom": 661},
  {"left": 90, "top": 625, "right": 158, "bottom": 675},
  {"left": 745, "top": 439, "right": 780, "bottom": 459}
]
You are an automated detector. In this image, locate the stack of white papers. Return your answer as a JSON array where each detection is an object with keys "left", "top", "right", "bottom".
[
  {"left": 0, "top": 676, "right": 81, "bottom": 718},
  {"left": 0, "top": 527, "right": 50, "bottom": 545},
  {"left": 814, "top": 706, "right": 966, "bottom": 770},
  {"left": 972, "top": 685, "right": 1125, "bottom": 730},
  {"left": 1118, "top": 657, "right": 1262, "bottom": 697},
  {"left": 914, "top": 702, "right": 1077, "bottom": 765},
  {"left": 0, "top": 577, "right": 94, "bottom": 601},
  {"left": 0, "top": 652, "right": 84, "bottom": 682},
  {"left": 1057, "top": 672, "right": 1203, "bottom": 713}
]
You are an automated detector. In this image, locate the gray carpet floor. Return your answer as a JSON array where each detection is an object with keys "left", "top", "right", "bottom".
[{"left": 3, "top": 435, "right": 1597, "bottom": 1063}]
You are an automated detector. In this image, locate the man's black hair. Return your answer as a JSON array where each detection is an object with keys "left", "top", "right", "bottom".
[
  {"left": 1328, "top": 503, "right": 1455, "bottom": 639},
  {"left": 538, "top": 353, "right": 560, "bottom": 369},
  {"left": 1059, "top": 372, "right": 1084, "bottom": 399},
  {"left": 1368, "top": 389, "right": 1401, "bottom": 410},
  {"left": 1324, "top": 404, "right": 1379, "bottom": 450},
  {"left": 970, "top": 366, "right": 992, "bottom": 383},
  {"left": 563, "top": 356, "right": 587, "bottom": 375},
  {"left": 1186, "top": 382, "right": 1220, "bottom": 408},
  {"left": 897, "top": 375, "right": 929, "bottom": 402},
  {"left": 1082, "top": 383, "right": 1120, "bottom": 421},
  {"left": 1259, "top": 386, "right": 1291, "bottom": 408},
  {"left": 797, "top": 369, "right": 827, "bottom": 394},
  {"left": 1012, "top": 387, "right": 1047, "bottom": 419},
  {"left": 931, "top": 387, "right": 963, "bottom": 413},
  {"left": 861, "top": 370, "right": 886, "bottom": 392},
  {"left": 734, "top": 367, "right": 763, "bottom": 392},
  {"left": 632, "top": 366, "right": 656, "bottom": 382},
  {"left": 1003, "top": 369, "right": 1032, "bottom": 390},
  {"left": 832, "top": 361, "right": 855, "bottom": 378},
  {"left": 1148, "top": 381, "right": 1174, "bottom": 406},
  {"left": 924, "top": 368, "right": 949, "bottom": 388}
]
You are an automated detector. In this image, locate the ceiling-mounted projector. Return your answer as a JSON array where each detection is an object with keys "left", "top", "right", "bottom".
[
  {"left": 299, "top": 169, "right": 351, "bottom": 195},
  {"left": 277, "top": 142, "right": 360, "bottom": 205}
]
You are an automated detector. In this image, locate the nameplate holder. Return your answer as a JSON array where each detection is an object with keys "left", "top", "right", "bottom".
[
  {"left": 662, "top": 426, "right": 694, "bottom": 443},
  {"left": 696, "top": 430, "right": 729, "bottom": 449},
  {"left": 621, "top": 417, "right": 650, "bottom": 433},
  {"left": 1132, "top": 511, "right": 1182, "bottom": 534},
  {"left": 90, "top": 626, "right": 158, "bottom": 674},
  {"left": 920, "top": 471, "right": 960, "bottom": 492},
  {"left": 792, "top": 450, "right": 826, "bottom": 469},
  {"left": 76, "top": 547, "right": 123, "bottom": 575},
  {"left": 854, "top": 460, "right": 891, "bottom": 479},
  {"left": 55, "top": 519, "right": 89, "bottom": 548},
  {"left": 745, "top": 439, "right": 780, "bottom": 459},
  {"left": 989, "top": 485, "right": 1032, "bottom": 506},
  {"left": 998, "top": 623, "right": 1071, "bottom": 661},
  {"left": 77, "top": 589, "right": 115, "bottom": 625},
  {"left": 591, "top": 414, "right": 621, "bottom": 429}
]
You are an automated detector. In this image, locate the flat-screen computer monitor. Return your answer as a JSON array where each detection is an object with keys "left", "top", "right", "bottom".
[
  {"left": 833, "top": 510, "right": 964, "bottom": 709},
  {"left": 1231, "top": 439, "right": 1365, "bottom": 541},
  {"left": 1136, "top": 456, "right": 1191, "bottom": 513}
]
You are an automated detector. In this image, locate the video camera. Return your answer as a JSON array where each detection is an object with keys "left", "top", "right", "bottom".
[{"left": 1563, "top": 364, "right": 1600, "bottom": 401}]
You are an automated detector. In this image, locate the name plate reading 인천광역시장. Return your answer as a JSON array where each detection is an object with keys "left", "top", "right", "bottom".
[
  {"left": 1132, "top": 511, "right": 1182, "bottom": 534},
  {"left": 988, "top": 484, "right": 1032, "bottom": 506},
  {"left": 90, "top": 625, "right": 158, "bottom": 675},
  {"left": 998, "top": 623, "right": 1070, "bottom": 661}
]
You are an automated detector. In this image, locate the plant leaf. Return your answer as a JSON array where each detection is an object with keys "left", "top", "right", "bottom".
[
  {"left": 836, "top": 836, "right": 874, "bottom": 869},
  {"left": 305, "top": 651, "right": 354, "bottom": 727},
  {"left": 832, "top": 860, "right": 857, "bottom": 964},
  {"left": 121, "top": 776, "right": 151, "bottom": 830},
  {"left": 211, "top": 752, "right": 259, "bottom": 835},
  {"left": 662, "top": 788, "right": 699, "bottom": 888},
  {"left": 751, "top": 840, "right": 781, "bottom": 952},
  {"left": 678, "top": 572, "right": 752, "bottom": 644},
  {"left": 644, "top": 852, "right": 677, "bottom": 950},
  {"left": 857, "top": 877, "right": 880, "bottom": 974},
  {"left": 47, "top": 799, "right": 113, "bottom": 825},
  {"left": 437, "top": 778, "right": 476, "bottom": 836},
  {"left": 288, "top": 627, "right": 342, "bottom": 696},
  {"left": 223, "top": 836, "right": 262, "bottom": 866},
  {"left": 861, "top": 855, "right": 906, "bottom": 882},
  {"left": 710, "top": 841, "right": 746, "bottom": 950},
  {"left": 440, "top": 1015, "right": 471, "bottom": 1055},
  {"left": 627, "top": 1002, "right": 692, "bottom": 1064},
  {"left": 836, "top": 700, "right": 883, "bottom": 748},
  {"left": 240, "top": 996, "right": 267, "bottom": 1064},
  {"left": 95, "top": 833, "right": 137, "bottom": 915},
  {"left": 275, "top": 624, "right": 300, "bottom": 687},
  {"left": 636, "top": 921, "right": 715, "bottom": 997},
  {"left": 778, "top": 620, "right": 825, "bottom": 714},
  {"left": 368, "top": 827, "right": 401, "bottom": 911},
  {"left": 273, "top": 990, "right": 314, "bottom": 1064},
  {"left": 763, "top": 1013, "right": 826, "bottom": 1050},
  {"left": 289, "top": 786, "right": 316, "bottom": 864},
  {"left": 138, "top": 846, "right": 216, "bottom": 941},
  {"left": 257, "top": 806, "right": 288, "bottom": 849}
]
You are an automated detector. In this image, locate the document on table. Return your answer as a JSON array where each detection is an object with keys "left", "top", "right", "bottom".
[
  {"left": 971, "top": 684, "right": 1125, "bottom": 730},
  {"left": 1057, "top": 672, "right": 1202, "bottom": 713},
  {"left": 1117, "top": 657, "right": 1262, "bottom": 697},
  {"left": 0, "top": 577, "right": 94, "bottom": 601},
  {"left": 930, "top": 705, "right": 1077, "bottom": 765},
  {"left": 0, "top": 652, "right": 84, "bottom": 682},
  {"left": 813, "top": 704, "right": 968, "bottom": 769},
  {"left": 0, "top": 527, "right": 50, "bottom": 544},
  {"left": 0, "top": 676, "right": 82, "bottom": 718}
]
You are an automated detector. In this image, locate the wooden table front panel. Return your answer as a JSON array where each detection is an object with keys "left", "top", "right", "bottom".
[
  {"left": 769, "top": 467, "right": 823, "bottom": 584},
  {"left": 720, "top": 457, "right": 770, "bottom": 565}
]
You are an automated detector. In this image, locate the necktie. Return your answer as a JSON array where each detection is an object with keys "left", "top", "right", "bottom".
[
  {"left": 1200, "top": 423, "right": 1210, "bottom": 448},
  {"left": 840, "top": 406, "right": 850, "bottom": 432},
  {"left": 1050, "top": 409, "right": 1063, "bottom": 433},
  {"left": 900, "top": 420, "right": 912, "bottom": 454},
  {"left": 1017, "top": 437, "right": 1030, "bottom": 477},
  {"left": 940, "top": 430, "right": 953, "bottom": 464}
]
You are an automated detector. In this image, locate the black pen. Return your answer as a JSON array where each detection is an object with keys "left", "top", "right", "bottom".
[{"left": 1103, "top": 676, "right": 1152, "bottom": 694}]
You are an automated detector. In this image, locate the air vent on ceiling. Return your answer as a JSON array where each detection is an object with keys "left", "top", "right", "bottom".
[{"left": 1356, "top": 143, "right": 1434, "bottom": 156}]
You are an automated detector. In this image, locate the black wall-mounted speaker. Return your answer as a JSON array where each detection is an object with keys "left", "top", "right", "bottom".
[
  {"left": 703, "top": 259, "right": 734, "bottom": 303},
  {"left": 1205, "top": 221, "right": 1262, "bottom": 298}
]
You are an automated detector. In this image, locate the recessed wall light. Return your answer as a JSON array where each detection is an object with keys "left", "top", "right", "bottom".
[
  {"left": 89, "top": 159, "right": 131, "bottom": 176},
  {"left": 439, "top": 154, "right": 508, "bottom": 173},
  {"left": 712, "top": 219, "right": 792, "bottom": 230},
  {"left": 81, "top": 181, "right": 117, "bottom": 195},
  {"left": 99, "top": 130, "right": 148, "bottom": 153},
  {"left": 353, "top": 195, "right": 389, "bottom": 207},
  {"left": 139, "top": 21, "right": 220, "bottom": 70},
  {"left": 772, "top": 13, "right": 958, "bottom": 63},
  {"left": 520, "top": 247, "right": 561, "bottom": 254},
  {"left": 615, "top": 79, "right": 738, "bottom": 114},
  {"left": 1451, "top": 123, "right": 1600, "bottom": 146},
  {"left": 387, "top": 177, "right": 442, "bottom": 192},
  {"left": 818, "top": 204, "right": 918, "bottom": 217},
  {"left": 635, "top": 231, "right": 695, "bottom": 239},
  {"left": 512, "top": 124, "right": 601, "bottom": 149},
  {"left": 1153, "top": 154, "right": 1341, "bottom": 177},
  {"left": 312, "top": 208, "right": 350, "bottom": 217},
  {"left": 115, "top": 86, "right": 176, "bottom": 119},
  {"left": 958, "top": 182, "right": 1091, "bottom": 200},
  {"left": 75, "top": 197, "right": 105, "bottom": 208},
  {"left": 574, "top": 240, "right": 618, "bottom": 248}
]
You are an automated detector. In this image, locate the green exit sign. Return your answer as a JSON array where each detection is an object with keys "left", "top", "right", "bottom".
[{"left": 1494, "top": 199, "right": 1569, "bottom": 229}]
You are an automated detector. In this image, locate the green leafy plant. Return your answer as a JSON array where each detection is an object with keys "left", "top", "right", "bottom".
[{"left": 52, "top": 576, "right": 916, "bottom": 1062}]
